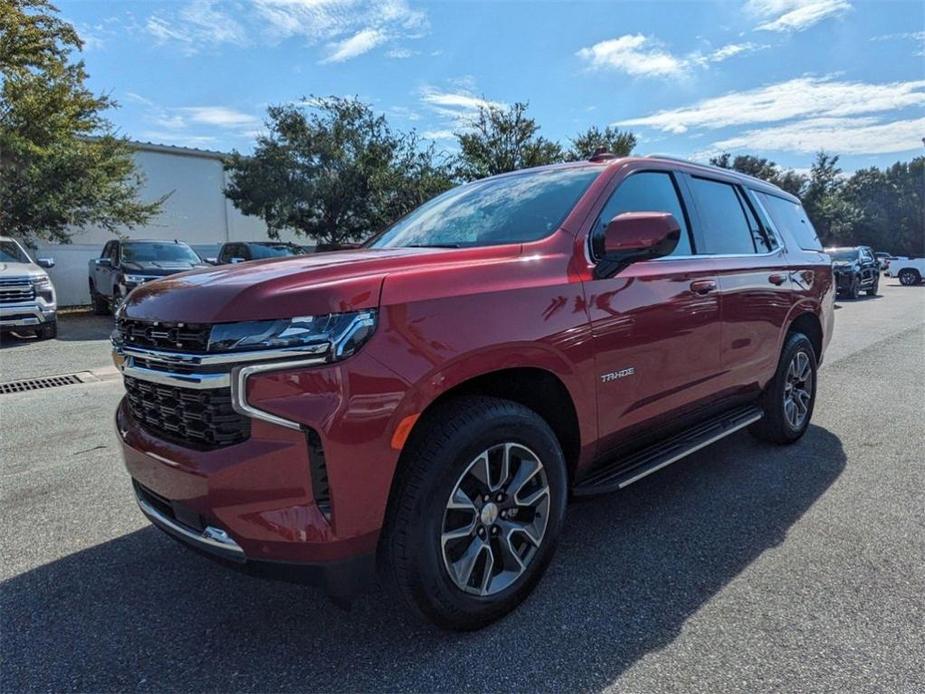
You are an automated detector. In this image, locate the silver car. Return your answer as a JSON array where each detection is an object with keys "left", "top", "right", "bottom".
[{"left": 0, "top": 236, "right": 57, "bottom": 339}]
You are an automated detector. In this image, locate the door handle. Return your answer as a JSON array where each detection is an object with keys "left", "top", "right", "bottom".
[
  {"left": 689, "top": 279, "right": 717, "bottom": 295},
  {"left": 768, "top": 273, "right": 787, "bottom": 286}
]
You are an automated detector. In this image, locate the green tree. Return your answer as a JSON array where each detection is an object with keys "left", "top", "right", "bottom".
[
  {"left": 454, "top": 102, "right": 562, "bottom": 180},
  {"left": 709, "top": 152, "right": 805, "bottom": 196},
  {"left": 842, "top": 158, "right": 924, "bottom": 257},
  {"left": 224, "top": 97, "right": 453, "bottom": 246},
  {"left": 0, "top": 0, "right": 162, "bottom": 243},
  {"left": 801, "top": 151, "right": 861, "bottom": 247},
  {"left": 566, "top": 125, "right": 636, "bottom": 160}
]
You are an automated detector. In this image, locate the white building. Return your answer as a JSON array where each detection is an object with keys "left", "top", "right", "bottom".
[{"left": 35, "top": 141, "right": 305, "bottom": 306}]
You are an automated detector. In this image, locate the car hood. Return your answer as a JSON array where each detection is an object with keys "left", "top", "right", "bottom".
[
  {"left": 0, "top": 261, "right": 43, "bottom": 278},
  {"left": 123, "top": 261, "right": 208, "bottom": 275},
  {"left": 831, "top": 261, "right": 856, "bottom": 269},
  {"left": 122, "top": 245, "right": 519, "bottom": 323}
]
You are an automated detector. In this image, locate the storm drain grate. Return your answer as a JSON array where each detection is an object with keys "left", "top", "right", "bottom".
[{"left": 0, "top": 374, "right": 84, "bottom": 395}]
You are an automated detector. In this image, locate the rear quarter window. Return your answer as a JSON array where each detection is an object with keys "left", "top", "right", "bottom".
[{"left": 758, "top": 193, "right": 821, "bottom": 251}]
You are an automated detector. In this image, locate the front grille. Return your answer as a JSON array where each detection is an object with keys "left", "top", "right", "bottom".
[
  {"left": 124, "top": 375, "right": 249, "bottom": 449},
  {"left": 119, "top": 319, "right": 211, "bottom": 353},
  {"left": 0, "top": 277, "right": 34, "bottom": 304}
]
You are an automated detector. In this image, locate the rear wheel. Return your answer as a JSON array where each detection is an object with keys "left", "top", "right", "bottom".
[
  {"left": 750, "top": 332, "right": 817, "bottom": 445},
  {"left": 382, "top": 396, "right": 568, "bottom": 630},
  {"left": 899, "top": 269, "right": 921, "bottom": 286}
]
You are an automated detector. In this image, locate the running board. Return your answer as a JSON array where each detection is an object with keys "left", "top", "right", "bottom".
[{"left": 573, "top": 404, "right": 763, "bottom": 497}]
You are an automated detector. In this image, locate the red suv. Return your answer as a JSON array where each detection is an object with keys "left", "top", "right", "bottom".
[{"left": 114, "top": 155, "right": 834, "bottom": 629}]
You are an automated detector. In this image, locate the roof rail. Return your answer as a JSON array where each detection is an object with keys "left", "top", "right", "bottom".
[{"left": 644, "top": 153, "right": 776, "bottom": 188}]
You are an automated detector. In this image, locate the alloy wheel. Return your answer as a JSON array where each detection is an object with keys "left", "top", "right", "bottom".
[
  {"left": 783, "top": 351, "right": 813, "bottom": 430},
  {"left": 440, "top": 443, "right": 550, "bottom": 596}
]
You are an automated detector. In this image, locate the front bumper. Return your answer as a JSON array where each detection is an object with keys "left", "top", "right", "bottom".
[
  {"left": 114, "top": 338, "right": 411, "bottom": 596},
  {"left": 0, "top": 301, "right": 56, "bottom": 328},
  {"left": 833, "top": 271, "right": 855, "bottom": 291}
]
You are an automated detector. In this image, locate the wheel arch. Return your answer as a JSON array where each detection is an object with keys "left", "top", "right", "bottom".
[{"left": 786, "top": 309, "right": 823, "bottom": 362}]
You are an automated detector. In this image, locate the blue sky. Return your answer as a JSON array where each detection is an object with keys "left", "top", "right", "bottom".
[{"left": 61, "top": 0, "right": 924, "bottom": 172}]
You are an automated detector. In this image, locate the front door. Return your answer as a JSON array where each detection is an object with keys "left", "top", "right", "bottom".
[{"left": 584, "top": 169, "right": 723, "bottom": 454}]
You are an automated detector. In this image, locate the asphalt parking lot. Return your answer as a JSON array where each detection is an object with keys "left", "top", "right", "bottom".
[{"left": 2, "top": 281, "right": 923, "bottom": 693}]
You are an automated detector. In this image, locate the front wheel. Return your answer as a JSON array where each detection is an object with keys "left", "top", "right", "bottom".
[
  {"left": 866, "top": 278, "right": 879, "bottom": 296},
  {"left": 382, "top": 396, "right": 568, "bottom": 630},
  {"left": 750, "top": 332, "right": 817, "bottom": 445},
  {"left": 898, "top": 269, "right": 921, "bottom": 286},
  {"left": 848, "top": 275, "right": 860, "bottom": 299}
]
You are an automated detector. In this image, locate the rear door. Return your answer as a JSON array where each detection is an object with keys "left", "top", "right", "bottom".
[
  {"left": 685, "top": 175, "right": 792, "bottom": 391},
  {"left": 858, "top": 247, "right": 878, "bottom": 287},
  {"left": 96, "top": 241, "right": 117, "bottom": 298},
  {"left": 584, "top": 168, "right": 723, "bottom": 453}
]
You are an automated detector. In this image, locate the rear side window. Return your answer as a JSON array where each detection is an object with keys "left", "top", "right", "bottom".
[
  {"left": 591, "top": 171, "right": 693, "bottom": 258},
  {"left": 689, "top": 177, "right": 756, "bottom": 255},
  {"left": 758, "top": 193, "right": 821, "bottom": 251}
]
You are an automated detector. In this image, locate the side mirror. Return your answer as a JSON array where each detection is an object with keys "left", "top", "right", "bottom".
[
  {"left": 204, "top": 257, "right": 218, "bottom": 265},
  {"left": 97, "top": 257, "right": 112, "bottom": 268},
  {"left": 36, "top": 257, "right": 55, "bottom": 269},
  {"left": 595, "top": 212, "right": 681, "bottom": 279}
]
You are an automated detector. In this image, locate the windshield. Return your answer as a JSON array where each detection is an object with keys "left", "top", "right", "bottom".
[
  {"left": 0, "top": 240, "right": 32, "bottom": 264},
  {"left": 122, "top": 242, "right": 201, "bottom": 264},
  {"left": 826, "top": 248, "right": 859, "bottom": 262},
  {"left": 370, "top": 167, "right": 601, "bottom": 249},
  {"left": 250, "top": 244, "right": 303, "bottom": 259}
]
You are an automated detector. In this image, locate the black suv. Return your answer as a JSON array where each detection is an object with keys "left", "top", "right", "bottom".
[
  {"left": 89, "top": 240, "right": 208, "bottom": 315},
  {"left": 825, "top": 246, "right": 879, "bottom": 299},
  {"left": 214, "top": 241, "right": 308, "bottom": 264}
]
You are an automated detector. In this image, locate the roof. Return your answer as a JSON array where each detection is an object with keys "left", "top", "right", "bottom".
[{"left": 128, "top": 140, "right": 230, "bottom": 160}]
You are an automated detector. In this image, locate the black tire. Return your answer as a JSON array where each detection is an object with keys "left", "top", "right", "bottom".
[
  {"left": 381, "top": 395, "right": 568, "bottom": 630},
  {"left": 848, "top": 274, "right": 860, "bottom": 299},
  {"left": 898, "top": 269, "right": 920, "bottom": 286},
  {"left": 90, "top": 282, "right": 109, "bottom": 315},
  {"left": 750, "top": 332, "right": 817, "bottom": 445},
  {"left": 866, "top": 278, "right": 879, "bottom": 296},
  {"left": 38, "top": 320, "right": 57, "bottom": 340}
]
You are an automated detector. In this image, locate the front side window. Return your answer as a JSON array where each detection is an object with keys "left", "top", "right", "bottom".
[
  {"left": 121, "top": 242, "right": 201, "bottom": 264},
  {"left": 689, "top": 177, "right": 757, "bottom": 255},
  {"left": 758, "top": 192, "right": 821, "bottom": 251},
  {"left": 0, "top": 240, "right": 31, "bottom": 263},
  {"left": 370, "top": 167, "right": 600, "bottom": 249},
  {"left": 590, "top": 171, "right": 693, "bottom": 259}
]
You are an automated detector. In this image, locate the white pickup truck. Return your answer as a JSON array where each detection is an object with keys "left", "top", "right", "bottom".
[
  {"left": 885, "top": 257, "right": 925, "bottom": 286},
  {"left": 0, "top": 236, "right": 58, "bottom": 339}
]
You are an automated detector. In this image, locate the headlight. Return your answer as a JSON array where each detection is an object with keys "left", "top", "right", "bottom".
[
  {"left": 124, "top": 274, "right": 155, "bottom": 285},
  {"left": 208, "top": 310, "right": 377, "bottom": 359},
  {"left": 31, "top": 276, "right": 55, "bottom": 303}
]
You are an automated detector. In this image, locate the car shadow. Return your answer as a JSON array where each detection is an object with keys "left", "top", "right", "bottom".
[
  {"left": 2, "top": 426, "right": 845, "bottom": 692},
  {"left": 0, "top": 313, "right": 112, "bottom": 349}
]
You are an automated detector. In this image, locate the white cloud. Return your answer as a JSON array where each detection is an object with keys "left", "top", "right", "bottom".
[
  {"left": 139, "top": 131, "right": 219, "bottom": 148},
  {"left": 178, "top": 107, "right": 261, "bottom": 128},
  {"left": 746, "top": 0, "right": 851, "bottom": 33},
  {"left": 321, "top": 28, "right": 386, "bottom": 63},
  {"left": 419, "top": 85, "right": 503, "bottom": 123},
  {"left": 386, "top": 47, "right": 416, "bottom": 59},
  {"left": 709, "top": 116, "right": 925, "bottom": 154},
  {"left": 577, "top": 34, "right": 687, "bottom": 77},
  {"left": 577, "top": 35, "right": 767, "bottom": 78},
  {"left": 421, "top": 129, "right": 456, "bottom": 141},
  {"left": 145, "top": 0, "right": 247, "bottom": 53},
  {"left": 620, "top": 77, "right": 925, "bottom": 133},
  {"left": 144, "top": 0, "right": 427, "bottom": 62}
]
